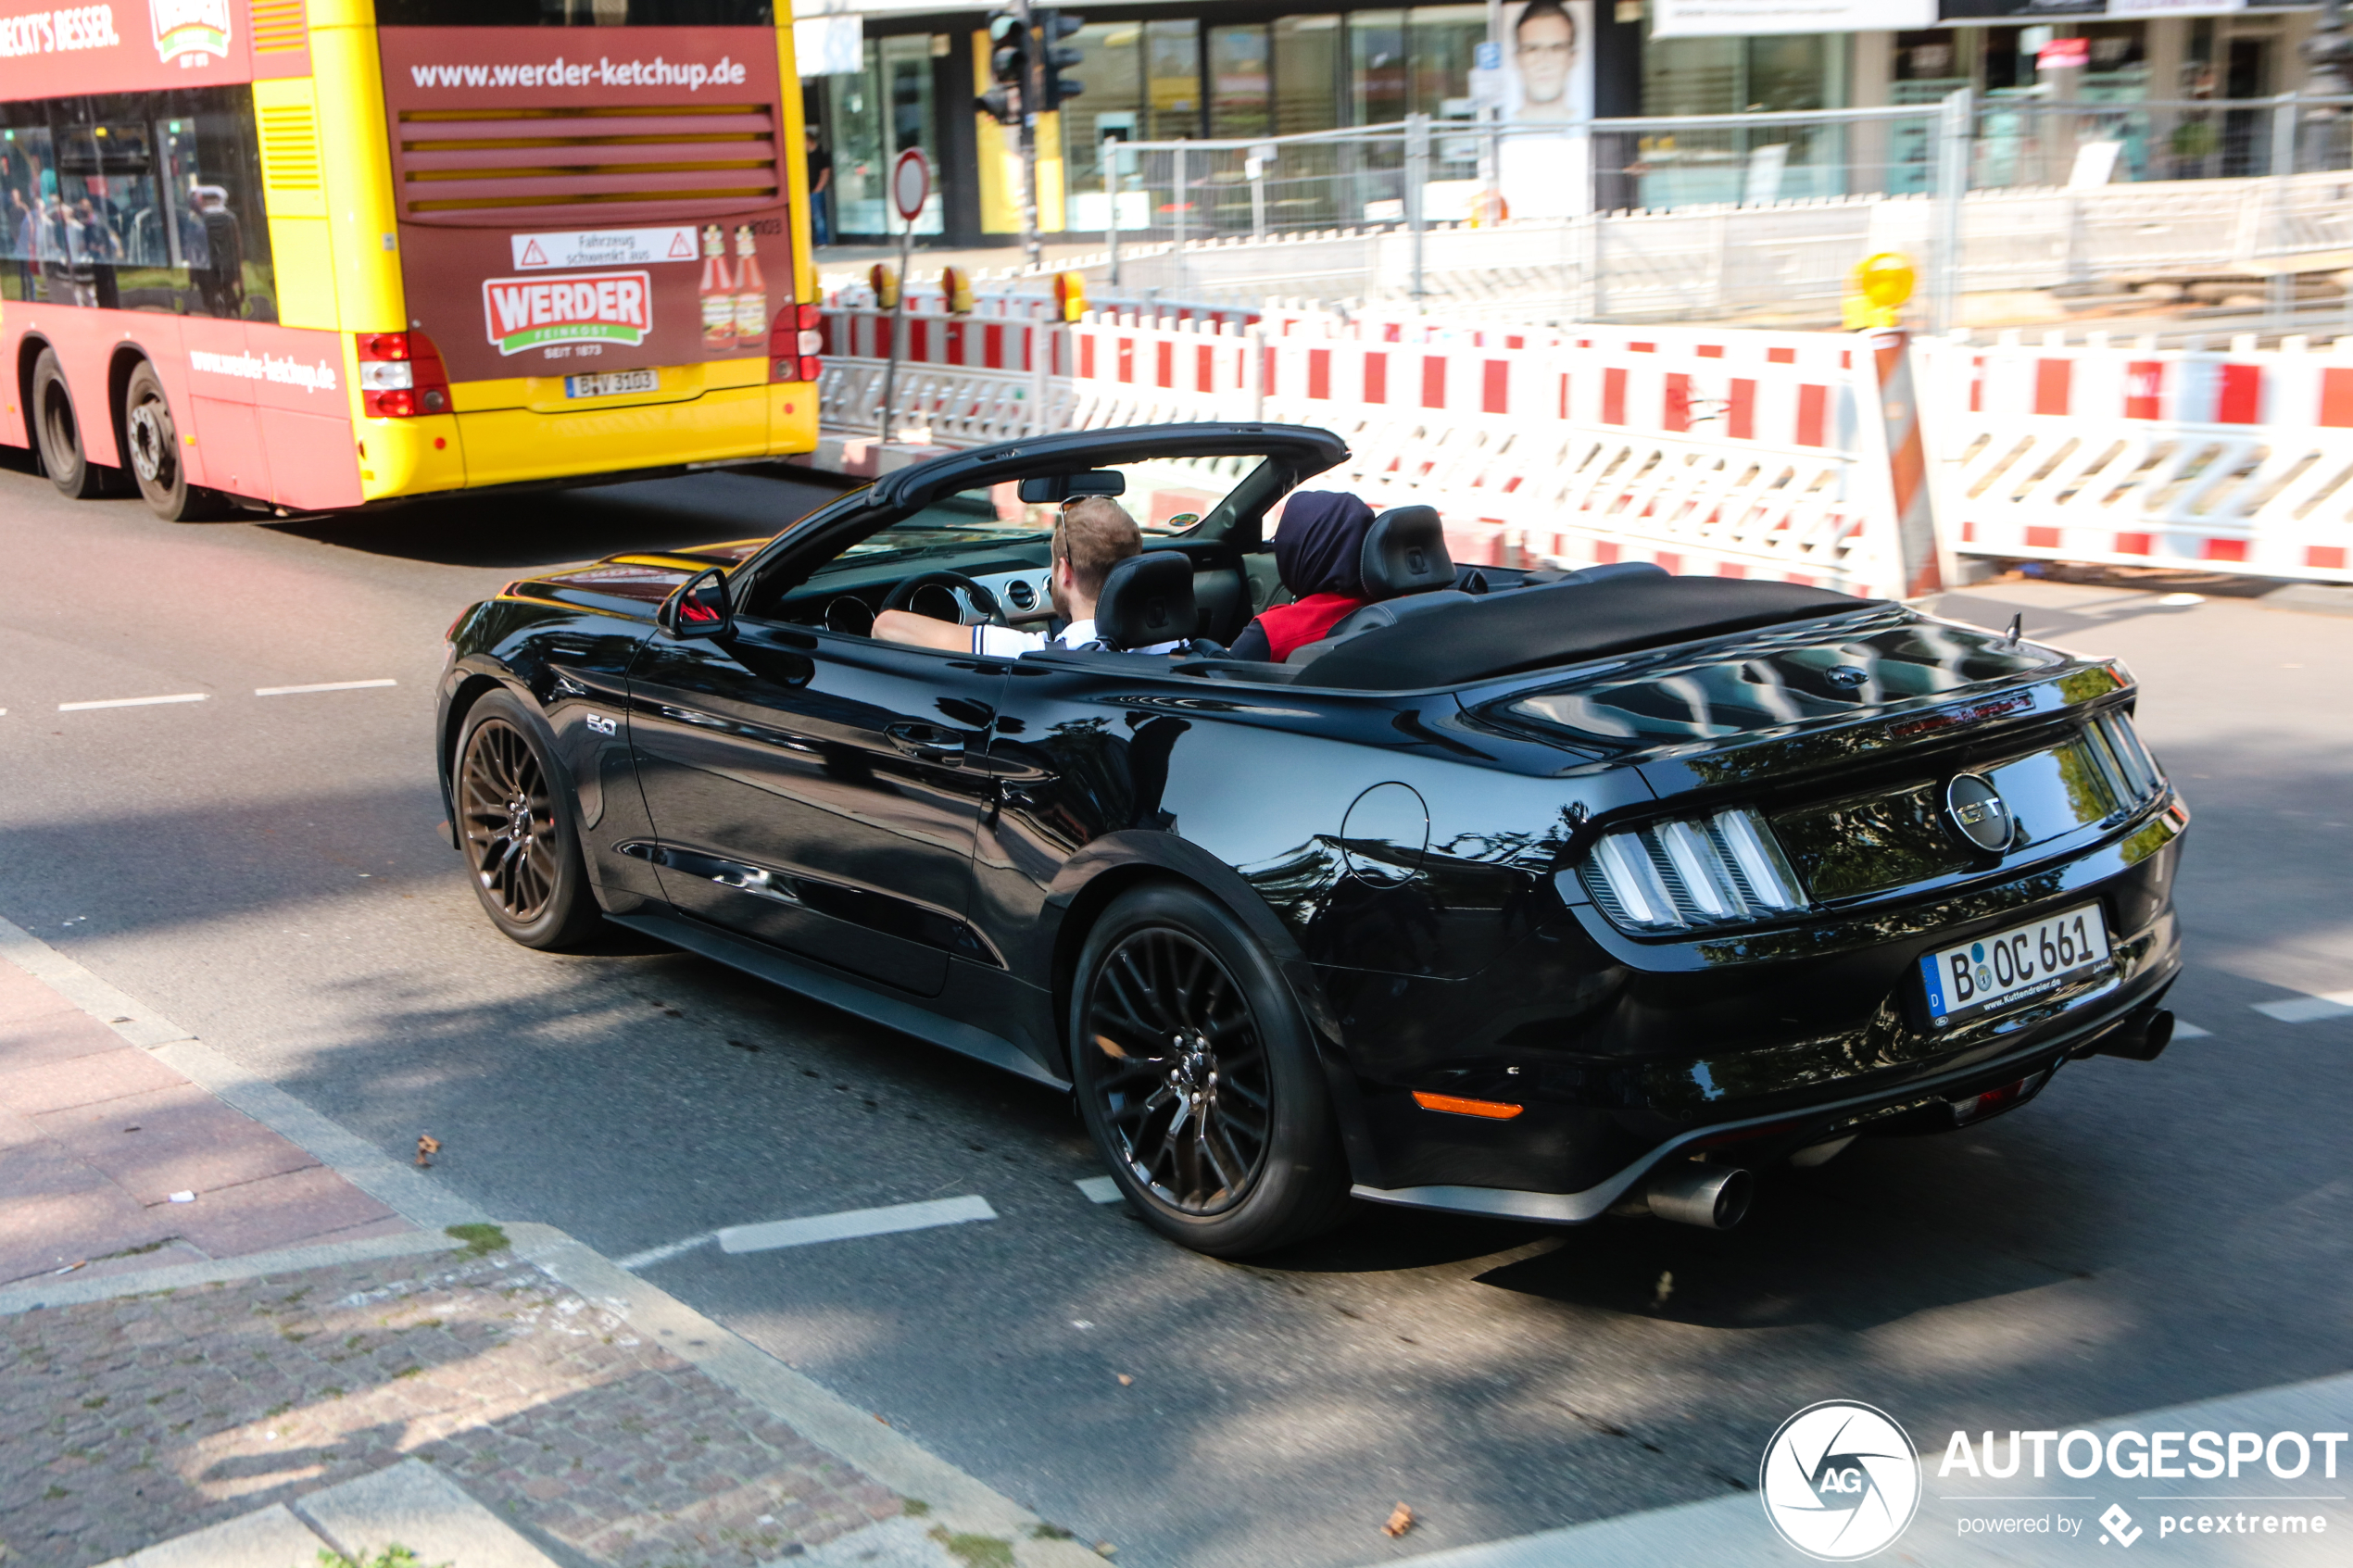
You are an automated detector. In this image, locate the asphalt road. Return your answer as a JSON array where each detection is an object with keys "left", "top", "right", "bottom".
[{"left": 3, "top": 455, "right": 2349, "bottom": 1568}]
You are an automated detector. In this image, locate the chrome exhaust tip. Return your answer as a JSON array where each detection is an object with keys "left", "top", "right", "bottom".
[{"left": 1644, "top": 1163, "right": 1754, "bottom": 1230}]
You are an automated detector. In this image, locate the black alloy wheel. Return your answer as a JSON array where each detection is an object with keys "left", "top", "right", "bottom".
[
  {"left": 1073, "top": 883, "right": 1352, "bottom": 1256},
  {"left": 123, "top": 361, "right": 229, "bottom": 521},
  {"left": 454, "top": 692, "right": 605, "bottom": 950},
  {"left": 31, "top": 347, "right": 111, "bottom": 500}
]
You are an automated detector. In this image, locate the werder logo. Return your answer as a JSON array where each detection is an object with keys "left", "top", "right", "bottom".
[
  {"left": 149, "top": 0, "right": 228, "bottom": 64},
  {"left": 482, "top": 271, "right": 651, "bottom": 356}
]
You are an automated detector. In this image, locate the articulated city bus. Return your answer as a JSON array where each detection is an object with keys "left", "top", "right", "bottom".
[{"left": 0, "top": 0, "right": 819, "bottom": 520}]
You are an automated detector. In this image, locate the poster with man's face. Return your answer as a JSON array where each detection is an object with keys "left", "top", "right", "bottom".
[
  {"left": 1505, "top": 0, "right": 1591, "bottom": 121},
  {"left": 1498, "top": 0, "right": 1594, "bottom": 218}
]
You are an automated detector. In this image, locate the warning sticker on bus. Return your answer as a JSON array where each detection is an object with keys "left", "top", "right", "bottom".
[{"left": 482, "top": 271, "right": 651, "bottom": 357}]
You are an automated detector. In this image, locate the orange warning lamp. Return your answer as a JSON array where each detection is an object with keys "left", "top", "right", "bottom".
[
  {"left": 1053, "top": 270, "right": 1087, "bottom": 322},
  {"left": 941, "top": 266, "right": 974, "bottom": 314},
  {"left": 1846, "top": 252, "right": 1915, "bottom": 330},
  {"left": 869, "top": 262, "right": 900, "bottom": 309}
]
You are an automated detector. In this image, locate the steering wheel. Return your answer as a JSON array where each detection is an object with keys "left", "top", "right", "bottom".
[{"left": 881, "top": 571, "right": 1007, "bottom": 627}]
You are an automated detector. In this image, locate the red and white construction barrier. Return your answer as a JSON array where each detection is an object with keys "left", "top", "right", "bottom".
[
  {"left": 813, "top": 303, "right": 1950, "bottom": 598},
  {"left": 1922, "top": 330, "right": 2353, "bottom": 582},
  {"left": 1055, "top": 309, "right": 1927, "bottom": 596}
]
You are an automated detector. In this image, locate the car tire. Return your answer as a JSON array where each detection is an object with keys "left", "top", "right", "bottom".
[
  {"left": 1072, "top": 882, "right": 1353, "bottom": 1257},
  {"left": 122, "top": 361, "right": 231, "bottom": 521},
  {"left": 31, "top": 347, "right": 115, "bottom": 500},
  {"left": 452, "top": 689, "right": 606, "bottom": 951}
]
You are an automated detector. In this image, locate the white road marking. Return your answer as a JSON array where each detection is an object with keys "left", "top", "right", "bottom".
[
  {"left": 717, "top": 1195, "right": 996, "bottom": 1254},
  {"left": 1075, "top": 1175, "right": 1123, "bottom": 1204},
  {"left": 2172, "top": 1020, "right": 2213, "bottom": 1039},
  {"left": 2253, "top": 990, "right": 2353, "bottom": 1023},
  {"left": 57, "top": 694, "right": 207, "bottom": 711},
  {"left": 613, "top": 1233, "right": 715, "bottom": 1271},
  {"left": 256, "top": 679, "right": 399, "bottom": 696}
]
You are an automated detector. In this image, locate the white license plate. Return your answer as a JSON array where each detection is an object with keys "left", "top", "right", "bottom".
[
  {"left": 1920, "top": 903, "right": 2111, "bottom": 1028},
  {"left": 565, "top": 369, "right": 660, "bottom": 399}
]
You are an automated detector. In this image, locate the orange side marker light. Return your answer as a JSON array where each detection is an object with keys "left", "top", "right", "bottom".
[{"left": 1412, "top": 1091, "right": 1523, "bottom": 1120}]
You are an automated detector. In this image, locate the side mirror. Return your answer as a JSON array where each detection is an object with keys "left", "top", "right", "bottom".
[{"left": 660, "top": 567, "right": 733, "bottom": 638}]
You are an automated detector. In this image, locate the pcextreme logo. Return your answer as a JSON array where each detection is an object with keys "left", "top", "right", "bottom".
[
  {"left": 149, "top": 0, "right": 228, "bottom": 65},
  {"left": 1759, "top": 1401, "right": 1923, "bottom": 1561},
  {"left": 482, "top": 271, "right": 651, "bottom": 356}
]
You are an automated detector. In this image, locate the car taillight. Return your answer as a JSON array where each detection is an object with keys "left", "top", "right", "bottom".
[
  {"left": 358, "top": 331, "right": 451, "bottom": 418},
  {"left": 772, "top": 305, "right": 823, "bottom": 383},
  {"left": 2082, "top": 710, "right": 2164, "bottom": 811},
  {"left": 1574, "top": 808, "right": 1806, "bottom": 932}
]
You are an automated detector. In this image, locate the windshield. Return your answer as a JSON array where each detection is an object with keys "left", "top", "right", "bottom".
[{"left": 815, "top": 467, "right": 1211, "bottom": 578}]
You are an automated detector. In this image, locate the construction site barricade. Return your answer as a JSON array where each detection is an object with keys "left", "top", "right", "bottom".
[{"left": 1920, "top": 330, "right": 2353, "bottom": 583}]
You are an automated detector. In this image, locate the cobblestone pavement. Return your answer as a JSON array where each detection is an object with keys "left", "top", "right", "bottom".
[{"left": 0, "top": 1243, "right": 905, "bottom": 1568}]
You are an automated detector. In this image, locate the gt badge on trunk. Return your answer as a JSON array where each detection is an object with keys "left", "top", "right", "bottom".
[{"left": 1944, "top": 772, "right": 2012, "bottom": 852}]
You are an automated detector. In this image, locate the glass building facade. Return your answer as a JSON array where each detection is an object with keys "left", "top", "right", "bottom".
[{"left": 803, "top": 3, "right": 2322, "bottom": 245}]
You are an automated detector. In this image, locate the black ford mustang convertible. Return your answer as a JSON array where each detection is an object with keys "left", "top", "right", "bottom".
[{"left": 436, "top": 423, "right": 2185, "bottom": 1256}]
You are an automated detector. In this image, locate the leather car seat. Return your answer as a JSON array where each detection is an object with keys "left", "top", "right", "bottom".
[
  {"left": 1285, "top": 542, "right": 1677, "bottom": 671},
  {"left": 1089, "top": 551, "right": 1217, "bottom": 653},
  {"left": 1286, "top": 506, "right": 1466, "bottom": 664}
]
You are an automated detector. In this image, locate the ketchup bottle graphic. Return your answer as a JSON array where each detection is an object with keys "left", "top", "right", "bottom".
[
  {"left": 731, "top": 225, "right": 766, "bottom": 351},
  {"left": 698, "top": 223, "right": 735, "bottom": 351}
]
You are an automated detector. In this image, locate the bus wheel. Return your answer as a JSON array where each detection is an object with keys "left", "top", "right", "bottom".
[
  {"left": 123, "top": 362, "right": 227, "bottom": 521},
  {"left": 31, "top": 348, "right": 111, "bottom": 501}
]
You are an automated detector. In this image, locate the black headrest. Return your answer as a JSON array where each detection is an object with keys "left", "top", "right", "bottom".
[
  {"left": 1359, "top": 506, "right": 1454, "bottom": 601},
  {"left": 1093, "top": 551, "right": 1198, "bottom": 650}
]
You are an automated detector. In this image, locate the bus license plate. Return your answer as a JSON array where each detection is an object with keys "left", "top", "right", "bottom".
[
  {"left": 565, "top": 370, "right": 659, "bottom": 399},
  {"left": 1919, "top": 903, "right": 2111, "bottom": 1028}
]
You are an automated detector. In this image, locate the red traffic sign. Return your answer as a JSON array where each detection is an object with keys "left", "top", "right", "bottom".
[
  {"left": 2037, "top": 35, "right": 2088, "bottom": 69},
  {"left": 891, "top": 148, "right": 932, "bottom": 223}
]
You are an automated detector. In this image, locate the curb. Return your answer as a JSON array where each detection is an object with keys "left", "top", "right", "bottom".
[
  {"left": 509, "top": 1223, "right": 1105, "bottom": 1568},
  {"left": 0, "top": 914, "right": 1108, "bottom": 1568},
  {"left": 0, "top": 1226, "right": 467, "bottom": 1316}
]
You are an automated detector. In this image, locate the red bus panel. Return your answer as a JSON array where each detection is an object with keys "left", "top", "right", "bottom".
[{"left": 376, "top": 26, "right": 792, "bottom": 386}]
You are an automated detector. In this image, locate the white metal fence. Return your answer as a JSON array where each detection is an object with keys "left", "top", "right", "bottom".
[{"left": 1088, "top": 95, "right": 2353, "bottom": 331}]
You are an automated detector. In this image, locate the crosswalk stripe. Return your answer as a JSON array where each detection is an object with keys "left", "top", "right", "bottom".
[
  {"left": 57, "top": 693, "right": 207, "bottom": 711},
  {"left": 255, "top": 679, "right": 399, "bottom": 696},
  {"left": 2253, "top": 992, "right": 2353, "bottom": 1024},
  {"left": 716, "top": 1195, "right": 997, "bottom": 1254}
]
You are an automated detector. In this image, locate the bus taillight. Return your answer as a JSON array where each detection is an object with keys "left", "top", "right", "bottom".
[
  {"left": 772, "top": 304, "right": 822, "bottom": 385},
  {"left": 358, "top": 332, "right": 452, "bottom": 418}
]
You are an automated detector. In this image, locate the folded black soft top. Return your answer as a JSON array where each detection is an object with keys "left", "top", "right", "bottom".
[{"left": 1304, "top": 574, "right": 1886, "bottom": 691}]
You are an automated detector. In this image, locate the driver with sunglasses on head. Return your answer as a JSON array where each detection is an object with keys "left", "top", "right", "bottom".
[{"left": 874, "top": 495, "right": 1185, "bottom": 656}]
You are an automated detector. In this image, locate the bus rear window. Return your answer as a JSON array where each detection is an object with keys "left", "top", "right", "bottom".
[{"left": 374, "top": 0, "right": 774, "bottom": 22}]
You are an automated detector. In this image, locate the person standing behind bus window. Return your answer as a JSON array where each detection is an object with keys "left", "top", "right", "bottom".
[
  {"left": 190, "top": 183, "right": 245, "bottom": 318},
  {"left": 176, "top": 176, "right": 212, "bottom": 277},
  {"left": 37, "top": 180, "right": 74, "bottom": 307},
  {"left": 805, "top": 128, "right": 833, "bottom": 247},
  {"left": 8, "top": 189, "right": 35, "bottom": 301}
]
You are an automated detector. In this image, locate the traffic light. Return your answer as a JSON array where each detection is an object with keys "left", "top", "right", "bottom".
[
  {"left": 1039, "top": 11, "right": 1085, "bottom": 111},
  {"left": 978, "top": 11, "right": 1026, "bottom": 125}
]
